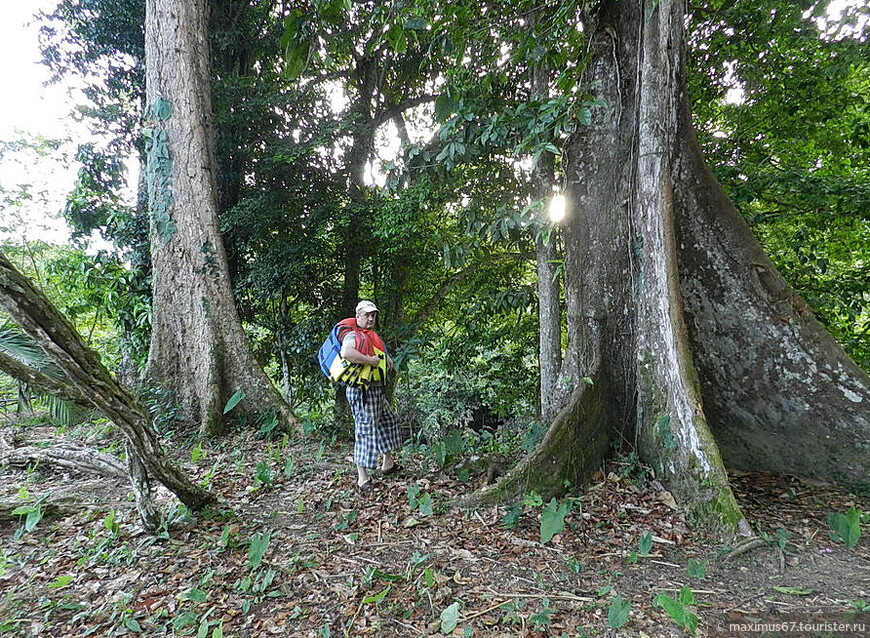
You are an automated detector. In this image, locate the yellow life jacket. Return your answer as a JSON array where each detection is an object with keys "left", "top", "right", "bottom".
[{"left": 330, "top": 346, "right": 387, "bottom": 387}]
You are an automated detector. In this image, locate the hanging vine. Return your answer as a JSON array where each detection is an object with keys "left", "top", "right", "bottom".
[{"left": 143, "top": 96, "right": 176, "bottom": 245}]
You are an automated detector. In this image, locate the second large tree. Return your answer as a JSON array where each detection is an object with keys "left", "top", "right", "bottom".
[{"left": 490, "top": 0, "right": 870, "bottom": 530}]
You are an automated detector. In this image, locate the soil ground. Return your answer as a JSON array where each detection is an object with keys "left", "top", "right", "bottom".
[{"left": 0, "top": 423, "right": 868, "bottom": 637}]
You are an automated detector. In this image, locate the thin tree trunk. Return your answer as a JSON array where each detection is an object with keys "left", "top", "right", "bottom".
[
  {"left": 0, "top": 252, "right": 216, "bottom": 513},
  {"left": 126, "top": 439, "right": 162, "bottom": 532},
  {"left": 530, "top": 56, "right": 565, "bottom": 422}
]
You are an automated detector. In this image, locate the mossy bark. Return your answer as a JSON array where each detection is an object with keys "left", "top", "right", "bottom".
[
  {"left": 629, "top": 0, "right": 745, "bottom": 531},
  {"left": 467, "top": 380, "right": 610, "bottom": 506}
]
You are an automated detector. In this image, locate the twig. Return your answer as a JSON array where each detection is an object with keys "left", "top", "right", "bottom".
[
  {"left": 364, "top": 539, "right": 416, "bottom": 547},
  {"left": 480, "top": 591, "right": 594, "bottom": 602},
  {"left": 391, "top": 618, "right": 424, "bottom": 635},
  {"left": 490, "top": 505, "right": 501, "bottom": 526},
  {"left": 345, "top": 601, "right": 364, "bottom": 638},
  {"left": 726, "top": 592, "right": 767, "bottom": 613},
  {"left": 648, "top": 559, "right": 681, "bottom": 567},
  {"left": 652, "top": 535, "right": 676, "bottom": 545},
  {"left": 461, "top": 600, "right": 512, "bottom": 622},
  {"left": 719, "top": 537, "right": 769, "bottom": 562}
]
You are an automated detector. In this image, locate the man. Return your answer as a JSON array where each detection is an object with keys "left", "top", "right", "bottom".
[{"left": 339, "top": 300, "right": 402, "bottom": 491}]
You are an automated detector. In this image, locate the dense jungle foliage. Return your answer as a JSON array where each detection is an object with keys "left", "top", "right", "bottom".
[{"left": 1, "top": 0, "right": 867, "bottom": 446}]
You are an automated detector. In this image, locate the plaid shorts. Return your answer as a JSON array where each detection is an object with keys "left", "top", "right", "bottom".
[{"left": 346, "top": 385, "right": 402, "bottom": 469}]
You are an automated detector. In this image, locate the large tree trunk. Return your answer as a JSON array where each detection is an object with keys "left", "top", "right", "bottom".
[
  {"left": 481, "top": 0, "right": 870, "bottom": 532},
  {"left": 143, "top": 0, "right": 296, "bottom": 435}
]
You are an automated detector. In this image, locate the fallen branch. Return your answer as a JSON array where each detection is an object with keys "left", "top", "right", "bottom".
[
  {"left": 462, "top": 599, "right": 513, "bottom": 622},
  {"left": 480, "top": 590, "right": 595, "bottom": 602},
  {"left": 0, "top": 482, "right": 124, "bottom": 523},
  {"left": 1, "top": 442, "right": 127, "bottom": 478}
]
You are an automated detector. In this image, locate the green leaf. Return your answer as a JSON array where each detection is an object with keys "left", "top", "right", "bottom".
[
  {"left": 540, "top": 497, "right": 570, "bottom": 544},
  {"left": 185, "top": 588, "right": 208, "bottom": 602},
  {"left": 125, "top": 618, "right": 142, "bottom": 632},
  {"left": 48, "top": 575, "right": 74, "bottom": 588},
  {"left": 372, "top": 569, "right": 404, "bottom": 582},
  {"left": 173, "top": 612, "right": 199, "bottom": 629},
  {"left": 406, "top": 483, "right": 421, "bottom": 507},
  {"left": 607, "top": 595, "right": 631, "bottom": 629},
  {"left": 654, "top": 593, "right": 685, "bottom": 622},
  {"left": 827, "top": 506, "right": 862, "bottom": 547},
  {"left": 654, "top": 591, "right": 698, "bottom": 635},
  {"left": 104, "top": 510, "right": 119, "bottom": 534},
  {"left": 417, "top": 493, "right": 434, "bottom": 516},
  {"left": 678, "top": 586, "right": 695, "bottom": 605},
  {"left": 362, "top": 587, "right": 390, "bottom": 604},
  {"left": 385, "top": 23, "right": 407, "bottom": 54},
  {"left": 405, "top": 17, "right": 428, "bottom": 30},
  {"left": 152, "top": 97, "right": 172, "bottom": 121},
  {"left": 24, "top": 507, "right": 43, "bottom": 532},
  {"left": 248, "top": 532, "right": 271, "bottom": 569},
  {"left": 223, "top": 390, "right": 245, "bottom": 414},
  {"left": 501, "top": 502, "right": 522, "bottom": 528},
  {"left": 637, "top": 531, "right": 653, "bottom": 556},
  {"left": 687, "top": 558, "right": 707, "bottom": 578},
  {"left": 440, "top": 601, "right": 461, "bottom": 633}
]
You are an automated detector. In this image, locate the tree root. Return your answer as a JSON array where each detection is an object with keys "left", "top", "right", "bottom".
[
  {"left": 719, "top": 536, "right": 786, "bottom": 572},
  {"left": 2, "top": 436, "right": 163, "bottom": 532}
]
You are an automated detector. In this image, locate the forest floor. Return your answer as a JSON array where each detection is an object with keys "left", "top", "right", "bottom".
[{"left": 0, "top": 422, "right": 868, "bottom": 638}]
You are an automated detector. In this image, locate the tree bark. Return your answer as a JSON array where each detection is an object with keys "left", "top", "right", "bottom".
[
  {"left": 628, "top": 0, "right": 744, "bottom": 529},
  {"left": 486, "top": 0, "right": 870, "bottom": 531},
  {"left": 672, "top": 103, "right": 870, "bottom": 481},
  {"left": 144, "top": 0, "right": 296, "bottom": 435}
]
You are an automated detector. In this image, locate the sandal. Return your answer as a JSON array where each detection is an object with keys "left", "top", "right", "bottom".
[
  {"left": 382, "top": 464, "right": 404, "bottom": 476},
  {"left": 358, "top": 480, "right": 376, "bottom": 493}
]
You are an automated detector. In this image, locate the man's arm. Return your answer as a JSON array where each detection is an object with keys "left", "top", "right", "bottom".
[{"left": 340, "top": 334, "right": 380, "bottom": 367}]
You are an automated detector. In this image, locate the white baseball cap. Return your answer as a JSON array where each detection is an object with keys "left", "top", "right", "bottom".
[{"left": 356, "top": 300, "right": 378, "bottom": 313}]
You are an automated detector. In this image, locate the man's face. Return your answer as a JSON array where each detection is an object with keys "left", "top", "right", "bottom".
[{"left": 357, "top": 310, "right": 377, "bottom": 329}]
